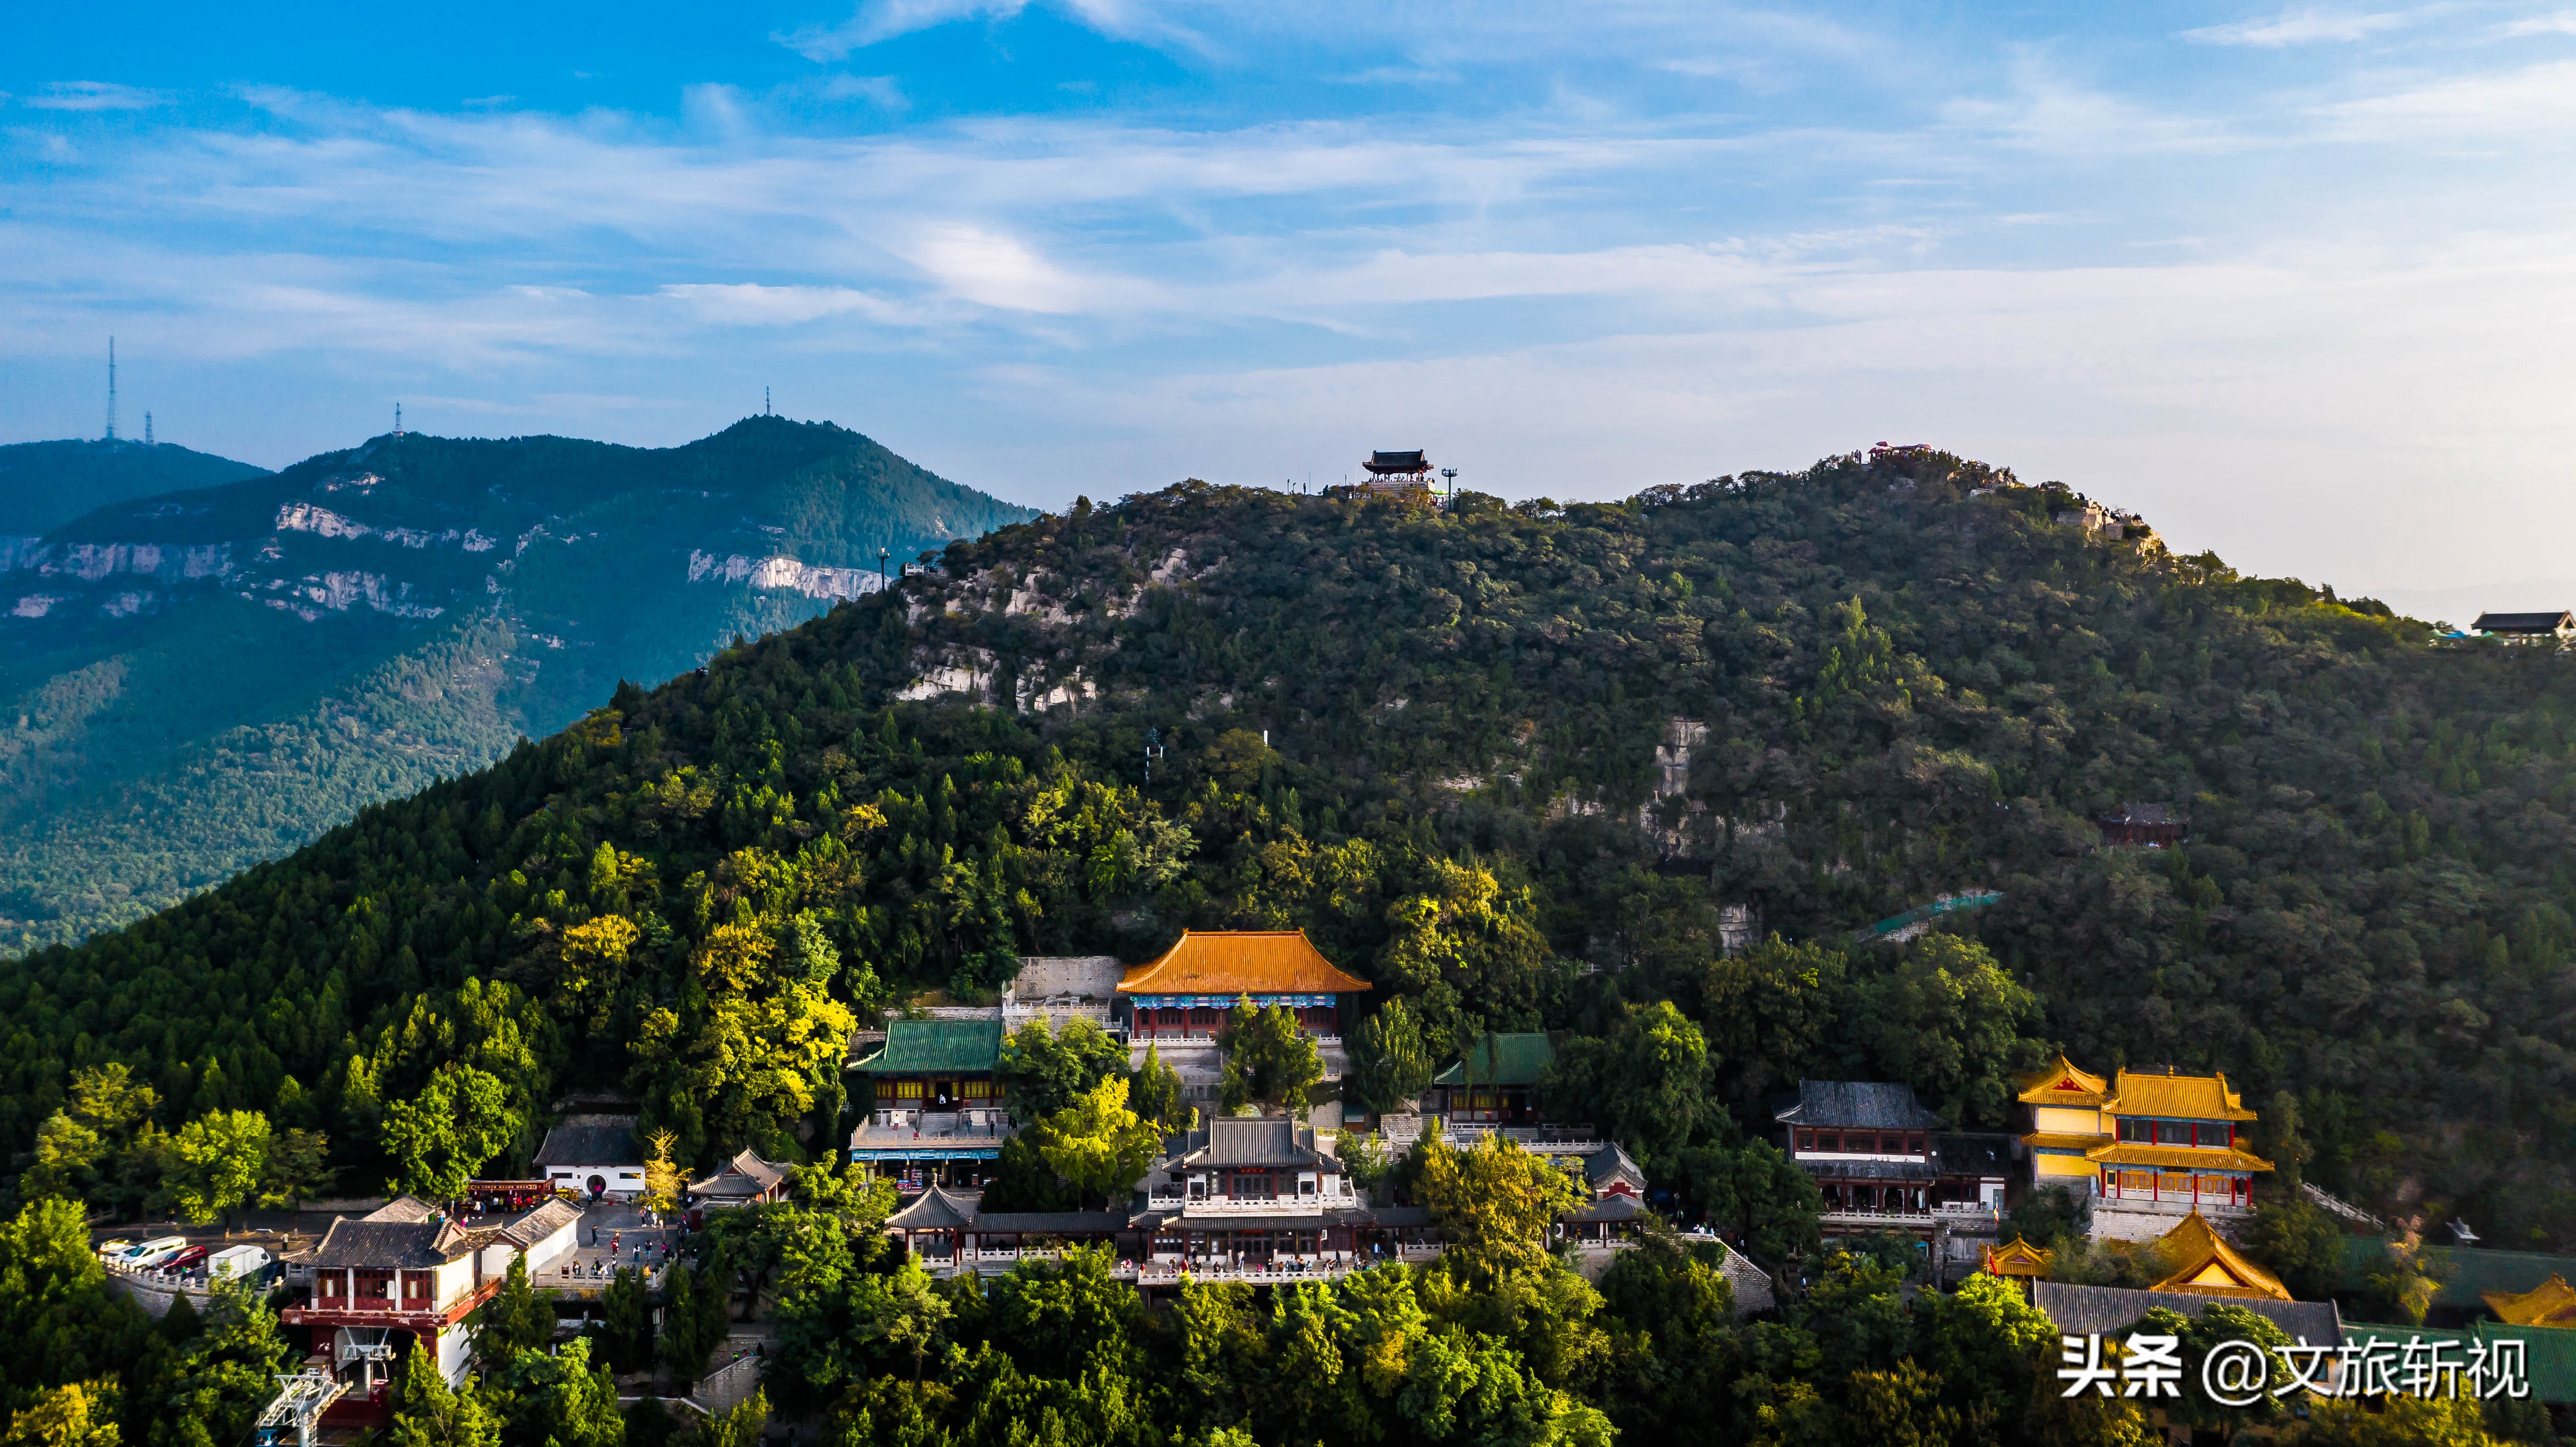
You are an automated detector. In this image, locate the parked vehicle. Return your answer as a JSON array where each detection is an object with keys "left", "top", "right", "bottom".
[
  {"left": 124, "top": 1237, "right": 189, "bottom": 1268},
  {"left": 163, "top": 1245, "right": 210, "bottom": 1272},
  {"left": 206, "top": 1245, "right": 272, "bottom": 1281}
]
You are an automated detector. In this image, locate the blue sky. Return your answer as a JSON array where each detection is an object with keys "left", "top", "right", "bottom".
[{"left": 5, "top": 2, "right": 2575, "bottom": 605}]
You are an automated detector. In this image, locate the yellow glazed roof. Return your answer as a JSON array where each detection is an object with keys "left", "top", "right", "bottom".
[
  {"left": 1983, "top": 1236, "right": 2056, "bottom": 1278},
  {"left": 2023, "top": 1131, "right": 2113, "bottom": 1152},
  {"left": 1116, "top": 930, "right": 1373, "bottom": 996},
  {"left": 2102, "top": 1068, "right": 2259, "bottom": 1122},
  {"left": 2148, "top": 1212, "right": 2292, "bottom": 1300},
  {"left": 2016, "top": 1055, "right": 2109, "bottom": 1107},
  {"left": 2085, "top": 1143, "right": 2274, "bottom": 1173},
  {"left": 2484, "top": 1275, "right": 2576, "bottom": 1328}
]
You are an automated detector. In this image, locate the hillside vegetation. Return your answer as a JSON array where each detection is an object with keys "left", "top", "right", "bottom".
[
  {"left": 4, "top": 446, "right": 2571, "bottom": 1252},
  {"left": 0, "top": 438, "right": 269, "bottom": 535},
  {"left": 0, "top": 418, "right": 1034, "bottom": 949}
]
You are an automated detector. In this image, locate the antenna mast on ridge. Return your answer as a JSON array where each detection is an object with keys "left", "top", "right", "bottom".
[
  {"left": 145, "top": 412, "right": 154, "bottom": 446},
  {"left": 105, "top": 337, "right": 117, "bottom": 442},
  {"left": 394, "top": 403, "right": 404, "bottom": 436},
  {"left": 765, "top": 386, "right": 772, "bottom": 416}
]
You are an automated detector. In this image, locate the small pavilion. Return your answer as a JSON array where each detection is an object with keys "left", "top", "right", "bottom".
[
  {"left": 2146, "top": 1211, "right": 2291, "bottom": 1300},
  {"left": 1982, "top": 1236, "right": 2056, "bottom": 1281}
]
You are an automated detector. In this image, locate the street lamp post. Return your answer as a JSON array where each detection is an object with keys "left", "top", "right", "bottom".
[
  {"left": 1144, "top": 728, "right": 1165, "bottom": 786},
  {"left": 1440, "top": 468, "right": 1458, "bottom": 507},
  {"left": 877, "top": 546, "right": 890, "bottom": 590}
]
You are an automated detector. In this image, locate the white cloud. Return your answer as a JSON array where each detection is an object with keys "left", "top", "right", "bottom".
[
  {"left": 25, "top": 81, "right": 164, "bottom": 111},
  {"left": 2182, "top": 7, "right": 2424, "bottom": 47},
  {"left": 2499, "top": 10, "right": 2576, "bottom": 34},
  {"left": 2323, "top": 58, "right": 2576, "bottom": 138},
  {"left": 780, "top": 0, "right": 1027, "bottom": 59},
  {"left": 656, "top": 282, "right": 927, "bottom": 326}
]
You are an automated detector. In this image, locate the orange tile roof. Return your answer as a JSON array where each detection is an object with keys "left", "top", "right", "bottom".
[
  {"left": 2084, "top": 1143, "right": 2274, "bottom": 1173},
  {"left": 2016, "top": 1055, "right": 2109, "bottom": 1107},
  {"left": 2023, "top": 1131, "right": 2113, "bottom": 1152},
  {"left": 1983, "top": 1236, "right": 2056, "bottom": 1278},
  {"left": 1116, "top": 930, "right": 1372, "bottom": 997},
  {"left": 2149, "top": 1212, "right": 2291, "bottom": 1300},
  {"left": 2485, "top": 1275, "right": 2576, "bottom": 1328},
  {"left": 2102, "top": 1068, "right": 2258, "bottom": 1123}
]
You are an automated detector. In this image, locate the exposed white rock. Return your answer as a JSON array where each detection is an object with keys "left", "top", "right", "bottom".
[
  {"left": 686, "top": 550, "right": 885, "bottom": 602},
  {"left": 11, "top": 595, "right": 62, "bottom": 618},
  {"left": 462, "top": 530, "right": 497, "bottom": 553},
  {"left": 275, "top": 502, "right": 372, "bottom": 539},
  {"left": 101, "top": 592, "right": 150, "bottom": 618}
]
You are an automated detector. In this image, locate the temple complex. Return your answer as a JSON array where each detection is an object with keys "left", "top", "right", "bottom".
[{"left": 2017, "top": 1056, "right": 2273, "bottom": 1238}]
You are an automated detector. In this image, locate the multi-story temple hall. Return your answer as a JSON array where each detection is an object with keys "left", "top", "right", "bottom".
[{"left": 2017, "top": 1056, "right": 2275, "bottom": 1240}]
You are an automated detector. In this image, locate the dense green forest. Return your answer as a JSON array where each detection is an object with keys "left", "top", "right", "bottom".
[
  {"left": 3, "top": 445, "right": 2572, "bottom": 1445},
  {"left": 0, "top": 418, "right": 1034, "bottom": 950},
  {"left": 2, "top": 445, "right": 2571, "bottom": 1241},
  {"left": 0, "top": 438, "right": 268, "bottom": 535}
]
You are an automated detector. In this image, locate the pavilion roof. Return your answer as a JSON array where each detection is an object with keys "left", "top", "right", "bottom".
[
  {"left": 851, "top": 1018, "right": 1004, "bottom": 1076},
  {"left": 1365, "top": 450, "right": 1429, "bottom": 473},
  {"left": 2084, "top": 1142, "right": 2273, "bottom": 1173},
  {"left": 886, "top": 1186, "right": 979, "bottom": 1232},
  {"left": 1982, "top": 1236, "right": 2055, "bottom": 1278},
  {"left": 1773, "top": 1080, "right": 1940, "bottom": 1130},
  {"left": 2015, "top": 1055, "right": 2108, "bottom": 1107},
  {"left": 2147, "top": 1212, "right": 2291, "bottom": 1300},
  {"left": 2485, "top": 1274, "right": 2576, "bottom": 1328},
  {"left": 1116, "top": 931, "right": 1371, "bottom": 997},
  {"left": 2101, "top": 1067, "right": 2258, "bottom": 1122},
  {"left": 1432, "top": 1032, "right": 1554, "bottom": 1087}
]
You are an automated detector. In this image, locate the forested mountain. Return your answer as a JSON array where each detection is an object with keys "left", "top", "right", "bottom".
[
  {"left": 4, "top": 445, "right": 2570, "bottom": 1256},
  {"left": 0, "top": 438, "right": 270, "bottom": 535},
  {"left": 0, "top": 418, "right": 1035, "bottom": 950}
]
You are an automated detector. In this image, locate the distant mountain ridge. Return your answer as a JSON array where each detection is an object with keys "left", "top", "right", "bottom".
[
  {"left": 0, "top": 438, "right": 271, "bottom": 535},
  {"left": 0, "top": 416, "right": 1037, "bottom": 951}
]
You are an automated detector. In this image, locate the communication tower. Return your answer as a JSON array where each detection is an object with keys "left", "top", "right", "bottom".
[
  {"left": 394, "top": 403, "right": 404, "bottom": 436},
  {"left": 144, "top": 412, "right": 154, "bottom": 446},
  {"left": 105, "top": 337, "right": 118, "bottom": 442}
]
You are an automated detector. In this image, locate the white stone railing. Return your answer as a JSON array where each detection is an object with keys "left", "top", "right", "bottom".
[
  {"left": 1377, "top": 1121, "right": 1603, "bottom": 1154},
  {"left": 1820, "top": 1208, "right": 1937, "bottom": 1226}
]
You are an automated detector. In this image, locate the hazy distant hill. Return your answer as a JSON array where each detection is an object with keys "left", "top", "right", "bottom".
[
  {"left": 0, "top": 416, "right": 1035, "bottom": 950},
  {"left": 0, "top": 438, "right": 270, "bottom": 534}
]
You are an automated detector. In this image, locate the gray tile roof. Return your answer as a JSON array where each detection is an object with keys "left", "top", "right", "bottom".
[
  {"left": 1177, "top": 1118, "right": 1334, "bottom": 1169},
  {"left": 966, "top": 1211, "right": 1132, "bottom": 1236},
  {"left": 1585, "top": 1143, "right": 1645, "bottom": 1189},
  {"left": 2031, "top": 1282, "right": 2343, "bottom": 1344},
  {"left": 886, "top": 1186, "right": 979, "bottom": 1232},
  {"left": 1563, "top": 1194, "right": 1648, "bottom": 1225},
  {"left": 1775, "top": 1081, "right": 1941, "bottom": 1130},
  {"left": 308, "top": 1217, "right": 476, "bottom": 1269},
  {"left": 499, "top": 1199, "right": 582, "bottom": 1249},
  {"left": 532, "top": 1121, "right": 642, "bottom": 1168}
]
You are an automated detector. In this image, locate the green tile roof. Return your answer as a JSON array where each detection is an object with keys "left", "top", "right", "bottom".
[
  {"left": 2336, "top": 1238, "right": 2576, "bottom": 1309},
  {"left": 2343, "top": 1320, "right": 2576, "bottom": 1404},
  {"left": 1433, "top": 1033, "right": 1555, "bottom": 1087},
  {"left": 851, "top": 1018, "right": 1003, "bottom": 1075}
]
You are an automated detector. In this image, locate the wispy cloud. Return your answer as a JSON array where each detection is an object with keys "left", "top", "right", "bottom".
[
  {"left": 2182, "top": 7, "right": 2427, "bottom": 47},
  {"left": 24, "top": 81, "right": 165, "bottom": 111}
]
